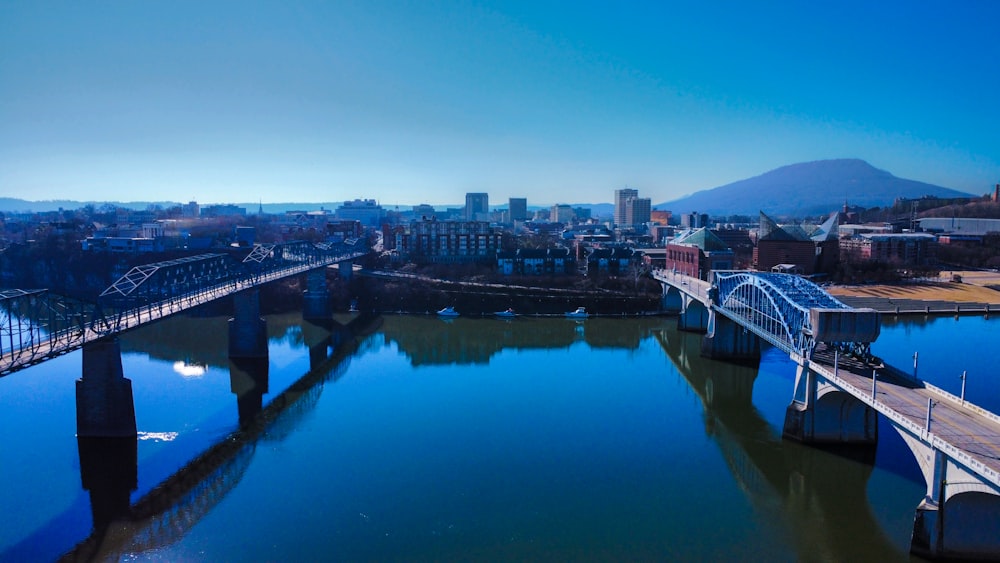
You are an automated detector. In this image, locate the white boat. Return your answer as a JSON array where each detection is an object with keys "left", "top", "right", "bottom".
[
  {"left": 495, "top": 308, "right": 517, "bottom": 318},
  {"left": 565, "top": 307, "right": 589, "bottom": 318},
  {"left": 437, "top": 307, "right": 459, "bottom": 317}
]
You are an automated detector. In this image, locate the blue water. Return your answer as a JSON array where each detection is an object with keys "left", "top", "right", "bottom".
[{"left": 2, "top": 312, "right": 996, "bottom": 561}]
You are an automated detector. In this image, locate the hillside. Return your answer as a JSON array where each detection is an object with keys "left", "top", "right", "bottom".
[{"left": 660, "top": 159, "right": 974, "bottom": 218}]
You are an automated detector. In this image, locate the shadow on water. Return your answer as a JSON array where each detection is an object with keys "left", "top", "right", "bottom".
[
  {"left": 0, "top": 314, "right": 383, "bottom": 562},
  {"left": 655, "top": 325, "right": 911, "bottom": 562}
]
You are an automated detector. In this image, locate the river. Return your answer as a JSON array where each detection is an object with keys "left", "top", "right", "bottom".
[{"left": 0, "top": 311, "right": 997, "bottom": 561}]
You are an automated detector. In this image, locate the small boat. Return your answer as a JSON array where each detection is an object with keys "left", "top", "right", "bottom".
[
  {"left": 495, "top": 308, "right": 517, "bottom": 318},
  {"left": 349, "top": 298, "right": 359, "bottom": 313},
  {"left": 565, "top": 307, "right": 589, "bottom": 319},
  {"left": 437, "top": 307, "right": 459, "bottom": 317}
]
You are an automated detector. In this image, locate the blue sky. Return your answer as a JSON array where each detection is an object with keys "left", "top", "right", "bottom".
[{"left": 1, "top": 0, "right": 998, "bottom": 206}]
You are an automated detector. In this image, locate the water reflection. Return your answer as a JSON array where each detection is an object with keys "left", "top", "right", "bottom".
[
  {"left": 119, "top": 312, "right": 311, "bottom": 369},
  {"left": 381, "top": 316, "right": 664, "bottom": 366},
  {"left": 655, "top": 327, "right": 907, "bottom": 562},
  {"left": 57, "top": 314, "right": 382, "bottom": 561}
]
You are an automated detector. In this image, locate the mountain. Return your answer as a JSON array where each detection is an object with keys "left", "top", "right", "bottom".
[{"left": 659, "top": 159, "right": 975, "bottom": 218}]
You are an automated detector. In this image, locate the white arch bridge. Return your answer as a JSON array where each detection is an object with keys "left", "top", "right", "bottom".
[{"left": 653, "top": 268, "right": 1000, "bottom": 561}]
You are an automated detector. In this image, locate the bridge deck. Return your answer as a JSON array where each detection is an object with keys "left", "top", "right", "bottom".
[
  {"left": 811, "top": 345, "right": 1000, "bottom": 487},
  {"left": 1, "top": 249, "right": 367, "bottom": 375},
  {"left": 653, "top": 269, "right": 1000, "bottom": 490}
]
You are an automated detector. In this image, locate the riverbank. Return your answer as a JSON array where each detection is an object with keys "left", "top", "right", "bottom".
[
  {"left": 352, "top": 269, "right": 662, "bottom": 316},
  {"left": 828, "top": 270, "right": 1000, "bottom": 314}
]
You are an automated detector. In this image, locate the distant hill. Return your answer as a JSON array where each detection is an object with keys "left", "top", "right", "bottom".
[
  {"left": 0, "top": 198, "right": 183, "bottom": 213},
  {"left": 0, "top": 197, "right": 618, "bottom": 218},
  {"left": 659, "top": 159, "right": 975, "bottom": 218}
]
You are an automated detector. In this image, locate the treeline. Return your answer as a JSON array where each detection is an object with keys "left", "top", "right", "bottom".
[{"left": 918, "top": 200, "right": 1000, "bottom": 220}]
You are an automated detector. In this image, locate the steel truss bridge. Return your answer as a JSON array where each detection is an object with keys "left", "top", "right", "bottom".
[
  {"left": 710, "top": 271, "right": 878, "bottom": 358},
  {"left": 0, "top": 241, "right": 368, "bottom": 375}
]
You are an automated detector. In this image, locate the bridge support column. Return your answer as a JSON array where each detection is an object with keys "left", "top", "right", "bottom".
[
  {"left": 701, "top": 314, "right": 760, "bottom": 363},
  {"left": 339, "top": 259, "right": 353, "bottom": 280},
  {"left": 661, "top": 285, "right": 682, "bottom": 314},
  {"left": 76, "top": 338, "right": 138, "bottom": 438},
  {"left": 678, "top": 295, "right": 709, "bottom": 333},
  {"left": 892, "top": 431, "right": 1000, "bottom": 560},
  {"left": 229, "top": 289, "right": 268, "bottom": 358},
  {"left": 782, "top": 361, "right": 877, "bottom": 444},
  {"left": 302, "top": 268, "right": 331, "bottom": 321}
]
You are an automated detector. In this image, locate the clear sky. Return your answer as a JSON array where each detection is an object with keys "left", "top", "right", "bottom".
[{"left": 1, "top": 0, "right": 998, "bottom": 206}]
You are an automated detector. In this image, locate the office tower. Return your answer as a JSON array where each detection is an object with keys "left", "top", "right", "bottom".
[
  {"left": 465, "top": 192, "right": 489, "bottom": 221},
  {"left": 509, "top": 198, "right": 528, "bottom": 222},
  {"left": 614, "top": 188, "right": 639, "bottom": 226}
]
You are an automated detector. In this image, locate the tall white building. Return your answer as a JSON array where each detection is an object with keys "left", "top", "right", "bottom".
[
  {"left": 614, "top": 188, "right": 639, "bottom": 226},
  {"left": 550, "top": 204, "right": 575, "bottom": 223}
]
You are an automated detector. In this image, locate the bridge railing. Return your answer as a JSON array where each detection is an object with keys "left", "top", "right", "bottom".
[{"left": 1, "top": 243, "right": 370, "bottom": 375}]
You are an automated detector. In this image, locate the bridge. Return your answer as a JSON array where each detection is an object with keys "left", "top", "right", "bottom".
[
  {"left": 0, "top": 313, "right": 382, "bottom": 562},
  {"left": 653, "top": 268, "right": 1000, "bottom": 561},
  {"left": 0, "top": 240, "right": 369, "bottom": 439}
]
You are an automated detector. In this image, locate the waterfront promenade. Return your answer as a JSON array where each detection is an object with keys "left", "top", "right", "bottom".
[{"left": 829, "top": 271, "right": 1000, "bottom": 314}]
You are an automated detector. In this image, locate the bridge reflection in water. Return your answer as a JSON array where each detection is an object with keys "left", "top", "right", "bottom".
[
  {"left": 655, "top": 326, "right": 908, "bottom": 562},
  {"left": 59, "top": 313, "right": 382, "bottom": 562}
]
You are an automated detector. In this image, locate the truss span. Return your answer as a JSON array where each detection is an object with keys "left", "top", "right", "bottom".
[
  {"left": 712, "top": 271, "right": 879, "bottom": 356},
  {"left": 0, "top": 241, "right": 369, "bottom": 375}
]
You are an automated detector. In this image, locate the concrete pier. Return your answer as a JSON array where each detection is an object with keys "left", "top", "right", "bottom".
[
  {"left": 339, "top": 259, "right": 353, "bottom": 280},
  {"left": 76, "top": 338, "right": 137, "bottom": 438},
  {"left": 229, "top": 289, "right": 268, "bottom": 358},
  {"left": 302, "top": 268, "right": 331, "bottom": 321},
  {"left": 662, "top": 285, "right": 683, "bottom": 314},
  {"left": 701, "top": 314, "right": 761, "bottom": 363},
  {"left": 782, "top": 362, "right": 877, "bottom": 444},
  {"left": 677, "top": 296, "right": 709, "bottom": 333}
]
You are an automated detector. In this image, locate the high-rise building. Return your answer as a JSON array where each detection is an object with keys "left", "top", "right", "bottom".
[
  {"left": 614, "top": 188, "right": 639, "bottom": 226},
  {"left": 336, "top": 199, "right": 384, "bottom": 226},
  {"left": 680, "top": 211, "right": 709, "bottom": 229},
  {"left": 550, "top": 204, "right": 574, "bottom": 223},
  {"left": 509, "top": 198, "right": 528, "bottom": 221},
  {"left": 625, "top": 197, "right": 651, "bottom": 226},
  {"left": 465, "top": 192, "right": 489, "bottom": 221}
]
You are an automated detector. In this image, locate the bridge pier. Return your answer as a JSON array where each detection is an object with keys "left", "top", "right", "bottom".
[
  {"left": 339, "top": 259, "right": 354, "bottom": 280},
  {"left": 662, "top": 285, "right": 683, "bottom": 314},
  {"left": 892, "top": 430, "right": 1000, "bottom": 560},
  {"left": 782, "top": 361, "right": 877, "bottom": 445},
  {"left": 678, "top": 295, "right": 710, "bottom": 333},
  {"left": 302, "top": 268, "right": 331, "bottom": 321},
  {"left": 229, "top": 289, "right": 268, "bottom": 358},
  {"left": 76, "top": 338, "right": 138, "bottom": 438},
  {"left": 701, "top": 314, "right": 761, "bottom": 363}
]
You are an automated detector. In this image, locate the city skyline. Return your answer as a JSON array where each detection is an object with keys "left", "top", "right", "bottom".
[{"left": 2, "top": 1, "right": 999, "bottom": 205}]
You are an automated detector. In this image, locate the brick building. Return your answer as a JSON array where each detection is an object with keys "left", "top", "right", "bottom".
[
  {"left": 395, "top": 219, "right": 502, "bottom": 263},
  {"left": 664, "top": 228, "right": 734, "bottom": 280},
  {"left": 754, "top": 212, "right": 839, "bottom": 275}
]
